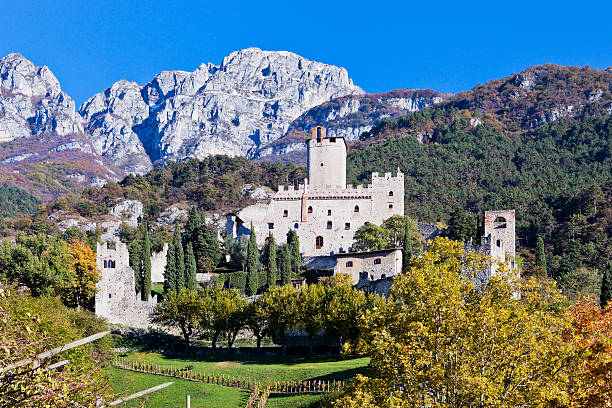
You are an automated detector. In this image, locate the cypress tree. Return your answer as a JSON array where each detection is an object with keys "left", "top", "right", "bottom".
[
  {"left": 403, "top": 219, "right": 412, "bottom": 272},
  {"left": 184, "top": 241, "right": 197, "bottom": 290},
  {"left": 246, "top": 222, "right": 259, "bottom": 296},
  {"left": 281, "top": 244, "right": 291, "bottom": 285},
  {"left": 163, "top": 241, "right": 176, "bottom": 293},
  {"left": 266, "top": 232, "right": 277, "bottom": 288},
  {"left": 286, "top": 229, "right": 301, "bottom": 267},
  {"left": 141, "top": 225, "right": 152, "bottom": 301},
  {"left": 174, "top": 227, "right": 185, "bottom": 290},
  {"left": 199, "top": 223, "right": 222, "bottom": 273},
  {"left": 130, "top": 241, "right": 143, "bottom": 293},
  {"left": 535, "top": 236, "right": 547, "bottom": 275},
  {"left": 601, "top": 262, "right": 612, "bottom": 308}
]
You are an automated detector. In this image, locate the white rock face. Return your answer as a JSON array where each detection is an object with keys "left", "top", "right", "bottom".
[
  {"left": 80, "top": 48, "right": 364, "bottom": 173},
  {"left": 0, "top": 53, "right": 83, "bottom": 142}
]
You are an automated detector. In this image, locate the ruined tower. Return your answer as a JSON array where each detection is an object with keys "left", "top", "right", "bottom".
[
  {"left": 484, "top": 209, "right": 516, "bottom": 272},
  {"left": 307, "top": 126, "right": 347, "bottom": 189}
]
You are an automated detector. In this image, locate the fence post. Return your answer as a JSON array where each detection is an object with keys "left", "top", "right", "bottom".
[{"left": 186, "top": 395, "right": 190, "bottom": 408}]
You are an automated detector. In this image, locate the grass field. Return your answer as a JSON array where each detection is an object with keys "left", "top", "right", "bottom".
[
  {"left": 108, "top": 352, "right": 369, "bottom": 407},
  {"left": 123, "top": 352, "right": 368, "bottom": 384}
]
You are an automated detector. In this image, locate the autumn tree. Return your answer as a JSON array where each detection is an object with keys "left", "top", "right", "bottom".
[
  {"left": 245, "top": 297, "right": 269, "bottom": 353},
  {"left": 568, "top": 298, "right": 612, "bottom": 407},
  {"left": 335, "top": 237, "right": 574, "bottom": 408},
  {"left": 323, "top": 274, "right": 366, "bottom": 352},
  {"left": 150, "top": 289, "right": 206, "bottom": 355},
  {"left": 260, "top": 284, "right": 297, "bottom": 356},
  {"left": 62, "top": 240, "right": 101, "bottom": 310},
  {"left": 296, "top": 282, "right": 326, "bottom": 354}
]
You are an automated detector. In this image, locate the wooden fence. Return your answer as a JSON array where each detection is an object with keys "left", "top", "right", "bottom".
[{"left": 113, "top": 357, "right": 345, "bottom": 396}]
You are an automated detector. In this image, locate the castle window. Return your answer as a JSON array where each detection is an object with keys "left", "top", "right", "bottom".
[
  {"left": 494, "top": 216, "right": 507, "bottom": 223},
  {"left": 315, "top": 236, "right": 324, "bottom": 249},
  {"left": 345, "top": 222, "right": 350, "bottom": 230},
  {"left": 346, "top": 261, "right": 353, "bottom": 267},
  {"left": 294, "top": 223, "right": 299, "bottom": 229},
  {"left": 104, "top": 260, "right": 107, "bottom": 268},
  {"left": 374, "top": 258, "right": 382, "bottom": 265},
  {"left": 381, "top": 274, "right": 386, "bottom": 279},
  {"left": 283, "top": 210, "right": 288, "bottom": 217},
  {"left": 496, "top": 239, "right": 502, "bottom": 247},
  {"left": 320, "top": 163, "right": 324, "bottom": 167},
  {"left": 308, "top": 206, "right": 313, "bottom": 214},
  {"left": 389, "top": 191, "right": 394, "bottom": 196},
  {"left": 268, "top": 223, "right": 274, "bottom": 229},
  {"left": 327, "top": 209, "right": 332, "bottom": 216},
  {"left": 316, "top": 127, "right": 322, "bottom": 141},
  {"left": 329, "top": 137, "right": 336, "bottom": 143},
  {"left": 389, "top": 204, "right": 393, "bottom": 209},
  {"left": 354, "top": 205, "right": 359, "bottom": 213},
  {"left": 108, "top": 294, "right": 112, "bottom": 299},
  {"left": 327, "top": 221, "right": 332, "bottom": 229}
]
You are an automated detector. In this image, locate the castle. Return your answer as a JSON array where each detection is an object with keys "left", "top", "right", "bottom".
[{"left": 227, "top": 126, "right": 405, "bottom": 257}]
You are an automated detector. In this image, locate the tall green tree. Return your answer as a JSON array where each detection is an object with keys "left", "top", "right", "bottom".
[
  {"left": 199, "top": 222, "right": 222, "bottom": 273},
  {"left": 601, "top": 262, "right": 612, "bottom": 307},
  {"left": 403, "top": 218, "right": 413, "bottom": 271},
  {"left": 447, "top": 207, "right": 477, "bottom": 242},
  {"left": 173, "top": 227, "right": 185, "bottom": 291},
  {"left": 141, "top": 225, "right": 152, "bottom": 301},
  {"left": 246, "top": 223, "right": 259, "bottom": 296},
  {"left": 281, "top": 244, "right": 292, "bottom": 285},
  {"left": 163, "top": 241, "right": 177, "bottom": 293},
  {"left": 286, "top": 229, "right": 301, "bottom": 267},
  {"left": 266, "top": 232, "right": 277, "bottom": 288},
  {"left": 184, "top": 242, "right": 198, "bottom": 290},
  {"left": 535, "top": 236, "right": 547, "bottom": 275}
]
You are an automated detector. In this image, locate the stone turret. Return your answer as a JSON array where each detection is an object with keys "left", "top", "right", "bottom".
[
  {"left": 307, "top": 126, "right": 347, "bottom": 189},
  {"left": 483, "top": 209, "right": 516, "bottom": 273}
]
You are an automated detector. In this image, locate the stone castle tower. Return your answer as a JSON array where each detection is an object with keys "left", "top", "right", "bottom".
[
  {"left": 307, "top": 126, "right": 346, "bottom": 189},
  {"left": 483, "top": 209, "right": 516, "bottom": 273},
  {"left": 227, "top": 126, "right": 404, "bottom": 257},
  {"left": 95, "top": 241, "right": 158, "bottom": 328}
]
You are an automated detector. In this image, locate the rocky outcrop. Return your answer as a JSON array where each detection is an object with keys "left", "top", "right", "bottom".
[
  {"left": 80, "top": 48, "right": 364, "bottom": 173},
  {"left": 0, "top": 53, "right": 84, "bottom": 142},
  {"left": 256, "top": 89, "right": 445, "bottom": 160},
  {"left": 0, "top": 54, "right": 122, "bottom": 199}
]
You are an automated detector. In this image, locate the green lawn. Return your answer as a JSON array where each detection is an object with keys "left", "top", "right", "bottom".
[
  {"left": 122, "top": 352, "right": 369, "bottom": 384},
  {"left": 106, "top": 366, "right": 248, "bottom": 408},
  {"left": 108, "top": 353, "right": 368, "bottom": 407}
]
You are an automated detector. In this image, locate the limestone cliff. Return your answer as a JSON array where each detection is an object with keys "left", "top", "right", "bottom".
[{"left": 79, "top": 48, "right": 364, "bottom": 173}]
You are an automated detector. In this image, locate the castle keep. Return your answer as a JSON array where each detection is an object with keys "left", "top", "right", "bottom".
[{"left": 227, "top": 126, "right": 405, "bottom": 256}]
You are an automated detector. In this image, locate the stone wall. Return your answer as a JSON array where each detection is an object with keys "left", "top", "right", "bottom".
[
  {"left": 334, "top": 248, "right": 402, "bottom": 284},
  {"left": 150, "top": 243, "right": 168, "bottom": 283}
]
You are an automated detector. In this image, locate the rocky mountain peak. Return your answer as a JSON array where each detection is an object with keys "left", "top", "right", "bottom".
[{"left": 79, "top": 48, "right": 364, "bottom": 174}]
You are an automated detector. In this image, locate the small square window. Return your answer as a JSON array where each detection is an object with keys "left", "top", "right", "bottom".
[
  {"left": 374, "top": 258, "right": 382, "bottom": 265},
  {"left": 346, "top": 261, "right": 353, "bottom": 267},
  {"left": 283, "top": 210, "right": 288, "bottom": 217},
  {"left": 345, "top": 223, "right": 350, "bottom": 230},
  {"left": 268, "top": 223, "right": 274, "bottom": 229},
  {"left": 389, "top": 204, "right": 393, "bottom": 209}
]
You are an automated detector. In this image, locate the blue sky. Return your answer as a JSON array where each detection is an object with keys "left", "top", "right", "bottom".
[{"left": 1, "top": 0, "right": 610, "bottom": 106}]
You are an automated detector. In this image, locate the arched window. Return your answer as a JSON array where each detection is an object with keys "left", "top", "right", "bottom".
[
  {"left": 327, "top": 209, "right": 332, "bottom": 216},
  {"left": 496, "top": 239, "right": 502, "bottom": 247},
  {"left": 104, "top": 260, "right": 107, "bottom": 268},
  {"left": 307, "top": 206, "right": 313, "bottom": 214},
  {"left": 389, "top": 191, "right": 394, "bottom": 196},
  {"left": 374, "top": 258, "right": 382, "bottom": 265},
  {"left": 283, "top": 209, "right": 288, "bottom": 217},
  {"left": 327, "top": 221, "right": 332, "bottom": 229},
  {"left": 294, "top": 223, "right": 299, "bottom": 229},
  {"left": 316, "top": 127, "right": 322, "bottom": 141},
  {"left": 110, "top": 260, "right": 116, "bottom": 268},
  {"left": 315, "top": 236, "right": 324, "bottom": 249},
  {"left": 381, "top": 274, "right": 386, "bottom": 279},
  {"left": 494, "top": 216, "right": 507, "bottom": 223},
  {"left": 354, "top": 205, "right": 359, "bottom": 213},
  {"left": 346, "top": 261, "right": 353, "bottom": 267}
]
